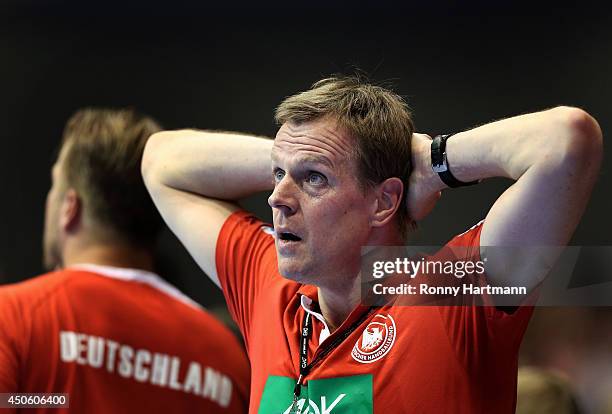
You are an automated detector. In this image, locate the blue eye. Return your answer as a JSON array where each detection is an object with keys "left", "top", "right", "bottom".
[
  {"left": 307, "top": 172, "right": 327, "bottom": 186},
  {"left": 274, "top": 169, "right": 285, "bottom": 182}
]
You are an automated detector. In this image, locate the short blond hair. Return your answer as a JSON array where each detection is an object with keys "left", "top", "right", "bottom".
[
  {"left": 60, "top": 108, "right": 162, "bottom": 246},
  {"left": 275, "top": 75, "right": 415, "bottom": 236},
  {"left": 516, "top": 367, "right": 581, "bottom": 414}
]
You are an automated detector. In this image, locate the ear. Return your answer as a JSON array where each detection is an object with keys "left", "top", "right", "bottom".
[
  {"left": 370, "top": 177, "right": 403, "bottom": 228},
  {"left": 59, "top": 189, "right": 82, "bottom": 233}
]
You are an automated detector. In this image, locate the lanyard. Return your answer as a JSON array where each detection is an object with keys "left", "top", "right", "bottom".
[
  {"left": 290, "top": 305, "right": 375, "bottom": 411},
  {"left": 293, "top": 311, "right": 313, "bottom": 403}
]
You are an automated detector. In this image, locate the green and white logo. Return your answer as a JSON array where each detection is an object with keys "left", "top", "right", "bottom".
[{"left": 258, "top": 374, "right": 373, "bottom": 414}]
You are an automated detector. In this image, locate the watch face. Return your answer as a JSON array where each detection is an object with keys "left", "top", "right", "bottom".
[
  {"left": 432, "top": 163, "right": 448, "bottom": 173},
  {"left": 432, "top": 152, "right": 448, "bottom": 173}
]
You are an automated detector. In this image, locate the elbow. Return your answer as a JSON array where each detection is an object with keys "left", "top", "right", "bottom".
[
  {"left": 141, "top": 130, "right": 167, "bottom": 186},
  {"left": 141, "top": 130, "right": 190, "bottom": 187},
  {"left": 552, "top": 106, "right": 603, "bottom": 170}
]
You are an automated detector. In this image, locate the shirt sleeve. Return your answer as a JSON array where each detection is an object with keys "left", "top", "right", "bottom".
[
  {"left": 437, "top": 220, "right": 536, "bottom": 372},
  {"left": 215, "top": 210, "right": 279, "bottom": 344},
  {"left": 0, "top": 287, "right": 23, "bottom": 394}
]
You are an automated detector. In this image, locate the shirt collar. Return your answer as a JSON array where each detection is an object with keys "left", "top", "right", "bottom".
[
  {"left": 296, "top": 283, "right": 375, "bottom": 346},
  {"left": 298, "top": 286, "right": 331, "bottom": 345},
  {"left": 69, "top": 263, "right": 160, "bottom": 281},
  {"left": 67, "top": 263, "right": 202, "bottom": 311}
]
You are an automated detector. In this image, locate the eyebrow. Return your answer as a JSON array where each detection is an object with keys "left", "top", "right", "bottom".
[
  {"left": 271, "top": 153, "right": 335, "bottom": 170},
  {"left": 296, "top": 154, "right": 334, "bottom": 170}
]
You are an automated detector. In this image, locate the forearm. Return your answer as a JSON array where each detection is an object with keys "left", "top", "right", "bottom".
[
  {"left": 417, "top": 106, "right": 602, "bottom": 289},
  {"left": 426, "top": 107, "right": 602, "bottom": 190},
  {"left": 142, "top": 129, "right": 274, "bottom": 200}
]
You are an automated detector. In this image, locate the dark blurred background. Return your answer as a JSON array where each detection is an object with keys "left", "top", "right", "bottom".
[{"left": 1, "top": 1, "right": 611, "bottom": 411}]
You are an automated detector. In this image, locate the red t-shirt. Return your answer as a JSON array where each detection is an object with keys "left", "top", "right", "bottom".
[
  {"left": 0, "top": 265, "right": 250, "bottom": 413},
  {"left": 216, "top": 211, "right": 534, "bottom": 414}
]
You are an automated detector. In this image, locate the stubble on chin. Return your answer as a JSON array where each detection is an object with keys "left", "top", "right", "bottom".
[
  {"left": 277, "top": 259, "right": 312, "bottom": 285},
  {"left": 42, "top": 250, "right": 59, "bottom": 271},
  {"left": 42, "top": 236, "right": 62, "bottom": 271}
]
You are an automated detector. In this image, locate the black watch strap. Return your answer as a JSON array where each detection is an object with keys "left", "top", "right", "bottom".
[{"left": 431, "top": 134, "right": 479, "bottom": 188}]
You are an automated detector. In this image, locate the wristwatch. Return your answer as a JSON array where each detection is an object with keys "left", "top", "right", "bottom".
[{"left": 431, "top": 134, "right": 479, "bottom": 188}]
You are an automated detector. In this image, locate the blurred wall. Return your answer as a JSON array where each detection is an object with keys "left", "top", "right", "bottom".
[
  {"left": 1, "top": 1, "right": 610, "bottom": 308},
  {"left": 2, "top": 2, "right": 611, "bottom": 409}
]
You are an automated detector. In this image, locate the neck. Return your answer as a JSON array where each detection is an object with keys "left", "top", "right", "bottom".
[
  {"left": 62, "top": 241, "right": 155, "bottom": 272},
  {"left": 317, "top": 276, "right": 361, "bottom": 333},
  {"left": 316, "top": 228, "right": 404, "bottom": 332}
]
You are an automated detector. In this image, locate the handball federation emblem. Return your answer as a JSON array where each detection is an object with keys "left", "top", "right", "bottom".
[{"left": 351, "top": 314, "right": 396, "bottom": 364}]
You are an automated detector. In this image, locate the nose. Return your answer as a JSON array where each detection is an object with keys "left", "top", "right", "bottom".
[{"left": 268, "top": 176, "right": 297, "bottom": 216}]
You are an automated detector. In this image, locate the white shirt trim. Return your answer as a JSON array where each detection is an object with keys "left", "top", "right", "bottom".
[
  {"left": 69, "top": 264, "right": 203, "bottom": 311},
  {"left": 456, "top": 219, "right": 485, "bottom": 237},
  {"left": 300, "top": 295, "right": 331, "bottom": 345}
]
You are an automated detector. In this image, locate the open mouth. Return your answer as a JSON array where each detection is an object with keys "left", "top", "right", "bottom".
[{"left": 278, "top": 232, "right": 302, "bottom": 242}]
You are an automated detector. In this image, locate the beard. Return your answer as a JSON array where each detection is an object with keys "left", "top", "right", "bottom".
[{"left": 42, "top": 225, "right": 63, "bottom": 271}]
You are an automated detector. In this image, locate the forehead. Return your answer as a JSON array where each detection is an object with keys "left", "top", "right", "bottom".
[{"left": 272, "top": 118, "right": 355, "bottom": 168}]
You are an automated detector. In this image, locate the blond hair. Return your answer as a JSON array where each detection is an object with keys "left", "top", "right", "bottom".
[
  {"left": 275, "top": 75, "right": 415, "bottom": 236},
  {"left": 60, "top": 108, "right": 162, "bottom": 246},
  {"left": 516, "top": 367, "right": 581, "bottom": 414}
]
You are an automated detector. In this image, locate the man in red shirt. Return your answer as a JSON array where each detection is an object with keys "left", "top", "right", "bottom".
[
  {"left": 142, "top": 76, "right": 602, "bottom": 413},
  {"left": 0, "top": 109, "right": 250, "bottom": 413}
]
